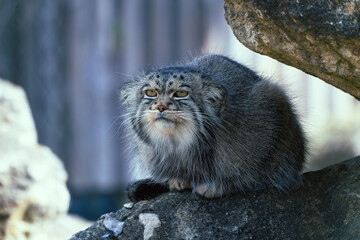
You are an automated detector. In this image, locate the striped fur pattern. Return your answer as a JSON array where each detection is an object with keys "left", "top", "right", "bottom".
[{"left": 120, "top": 55, "right": 306, "bottom": 198}]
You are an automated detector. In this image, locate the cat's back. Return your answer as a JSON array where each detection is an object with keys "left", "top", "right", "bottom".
[
  {"left": 187, "top": 54, "right": 285, "bottom": 112},
  {"left": 187, "top": 54, "right": 261, "bottom": 94},
  {"left": 188, "top": 55, "right": 303, "bottom": 148}
]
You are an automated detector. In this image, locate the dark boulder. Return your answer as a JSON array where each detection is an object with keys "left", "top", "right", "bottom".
[
  {"left": 70, "top": 156, "right": 360, "bottom": 240},
  {"left": 224, "top": 0, "right": 360, "bottom": 100}
]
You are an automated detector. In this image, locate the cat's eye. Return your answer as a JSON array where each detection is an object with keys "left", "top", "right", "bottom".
[
  {"left": 145, "top": 90, "right": 157, "bottom": 98},
  {"left": 174, "top": 90, "right": 188, "bottom": 98}
]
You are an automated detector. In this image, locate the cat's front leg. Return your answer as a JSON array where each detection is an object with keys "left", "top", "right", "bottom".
[
  {"left": 194, "top": 183, "right": 223, "bottom": 198},
  {"left": 168, "top": 179, "right": 192, "bottom": 191}
]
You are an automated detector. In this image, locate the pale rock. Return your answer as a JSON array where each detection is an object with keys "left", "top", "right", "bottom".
[{"left": 0, "top": 79, "right": 91, "bottom": 239}]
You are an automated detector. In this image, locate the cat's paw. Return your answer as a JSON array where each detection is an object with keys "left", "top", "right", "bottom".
[
  {"left": 194, "top": 183, "right": 222, "bottom": 198},
  {"left": 168, "top": 179, "right": 191, "bottom": 191}
]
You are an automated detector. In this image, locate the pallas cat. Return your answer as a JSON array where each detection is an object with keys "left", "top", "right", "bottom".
[{"left": 120, "top": 55, "right": 306, "bottom": 200}]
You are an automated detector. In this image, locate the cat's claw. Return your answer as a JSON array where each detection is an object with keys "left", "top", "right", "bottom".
[
  {"left": 194, "top": 183, "right": 222, "bottom": 198},
  {"left": 168, "top": 179, "right": 192, "bottom": 191}
]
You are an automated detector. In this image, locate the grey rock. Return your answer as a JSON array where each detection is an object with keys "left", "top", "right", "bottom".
[
  {"left": 0, "top": 79, "right": 90, "bottom": 240},
  {"left": 102, "top": 216, "right": 125, "bottom": 237},
  {"left": 224, "top": 0, "right": 360, "bottom": 100},
  {"left": 70, "top": 155, "right": 360, "bottom": 240}
]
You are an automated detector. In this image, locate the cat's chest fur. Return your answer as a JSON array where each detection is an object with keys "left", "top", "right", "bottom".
[
  {"left": 144, "top": 112, "right": 197, "bottom": 154},
  {"left": 136, "top": 137, "right": 213, "bottom": 183}
]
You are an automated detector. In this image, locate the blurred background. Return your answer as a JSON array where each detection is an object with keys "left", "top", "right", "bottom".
[{"left": 1, "top": 0, "right": 359, "bottom": 220}]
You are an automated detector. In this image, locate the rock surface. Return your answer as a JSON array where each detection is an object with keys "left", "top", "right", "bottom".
[
  {"left": 224, "top": 0, "right": 360, "bottom": 100},
  {"left": 70, "top": 155, "right": 360, "bottom": 240},
  {"left": 0, "top": 79, "right": 90, "bottom": 240}
]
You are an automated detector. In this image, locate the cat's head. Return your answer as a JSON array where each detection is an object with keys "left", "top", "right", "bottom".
[{"left": 120, "top": 67, "right": 227, "bottom": 148}]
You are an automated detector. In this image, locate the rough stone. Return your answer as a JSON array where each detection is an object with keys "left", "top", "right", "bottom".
[
  {"left": 0, "top": 79, "right": 90, "bottom": 240},
  {"left": 224, "top": 0, "right": 360, "bottom": 100},
  {"left": 70, "top": 155, "right": 360, "bottom": 240}
]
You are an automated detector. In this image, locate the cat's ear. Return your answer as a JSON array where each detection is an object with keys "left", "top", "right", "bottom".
[
  {"left": 203, "top": 82, "right": 228, "bottom": 113},
  {"left": 118, "top": 81, "right": 136, "bottom": 105}
]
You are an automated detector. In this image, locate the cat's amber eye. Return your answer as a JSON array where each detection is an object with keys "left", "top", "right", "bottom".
[
  {"left": 174, "top": 90, "right": 188, "bottom": 98},
  {"left": 145, "top": 90, "right": 157, "bottom": 97}
]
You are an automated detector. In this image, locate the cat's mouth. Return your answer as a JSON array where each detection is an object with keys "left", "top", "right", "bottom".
[
  {"left": 155, "top": 115, "right": 174, "bottom": 123},
  {"left": 147, "top": 110, "right": 187, "bottom": 125},
  {"left": 145, "top": 111, "right": 196, "bottom": 141}
]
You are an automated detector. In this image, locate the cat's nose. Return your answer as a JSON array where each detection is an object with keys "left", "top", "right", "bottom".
[{"left": 155, "top": 105, "right": 168, "bottom": 112}]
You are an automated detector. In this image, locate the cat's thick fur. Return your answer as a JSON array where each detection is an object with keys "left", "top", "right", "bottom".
[{"left": 121, "top": 55, "right": 306, "bottom": 199}]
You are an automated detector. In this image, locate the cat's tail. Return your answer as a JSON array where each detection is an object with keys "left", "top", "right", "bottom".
[{"left": 126, "top": 179, "right": 169, "bottom": 202}]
